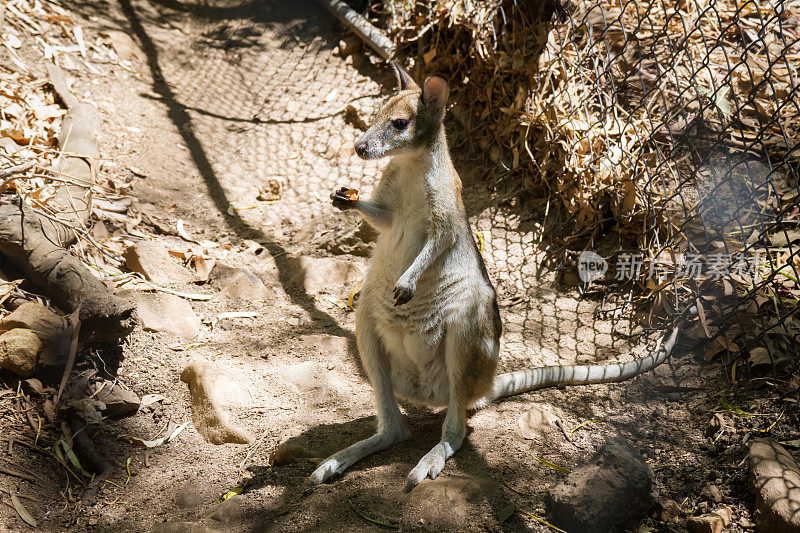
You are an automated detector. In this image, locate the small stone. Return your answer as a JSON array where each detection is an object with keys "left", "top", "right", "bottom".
[
  {"left": 175, "top": 483, "right": 214, "bottom": 509},
  {"left": 660, "top": 499, "right": 682, "bottom": 522},
  {"left": 207, "top": 496, "right": 248, "bottom": 524},
  {"left": 280, "top": 361, "right": 331, "bottom": 393},
  {"left": 286, "top": 256, "right": 365, "bottom": 296},
  {"left": 547, "top": 437, "right": 655, "bottom": 533},
  {"left": 336, "top": 35, "right": 361, "bottom": 56},
  {"left": 104, "top": 30, "right": 145, "bottom": 62},
  {"left": 518, "top": 404, "right": 561, "bottom": 442},
  {"left": 90, "top": 380, "right": 140, "bottom": 418},
  {"left": 687, "top": 514, "right": 724, "bottom": 533},
  {"left": 124, "top": 241, "right": 194, "bottom": 284},
  {"left": 748, "top": 438, "right": 800, "bottom": 532},
  {"left": 701, "top": 484, "right": 723, "bottom": 504},
  {"left": 738, "top": 515, "right": 755, "bottom": 528},
  {"left": 704, "top": 413, "right": 732, "bottom": 437},
  {"left": 400, "top": 475, "right": 504, "bottom": 530},
  {"left": 0, "top": 328, "right": 42, "bottom": 377},
  {"left": 0, "top": 302, "right": 70, "bottom": 374},
  {"left": 711, "top": 506, "right": 732, "bottom": 527},
  {"left": 211, "top": 265, "right": 269, "bottom": 302},
  {"left": 181, "top": 360, "right": 254, "bottom": 445},
  {"left": 0, "top": 302, "right": 67, "bottom": 335},
  {"left": 125, "top": 292, "right": 201, "bottom": 339},
  {"left": 150, "top": 522, "right": 218, "bottom": 533}
]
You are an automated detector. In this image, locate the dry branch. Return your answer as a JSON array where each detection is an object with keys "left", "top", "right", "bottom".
[
  {"left": 0, "top": 197, "right": 136, "bottom": 344},
  {"left": 318, "top": 0, "right": 395, "bottom": 59}
]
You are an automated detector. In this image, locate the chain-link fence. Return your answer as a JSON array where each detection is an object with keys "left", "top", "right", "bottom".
[{"left": 373, "top": 0, "right": 800, "bottom": 374}]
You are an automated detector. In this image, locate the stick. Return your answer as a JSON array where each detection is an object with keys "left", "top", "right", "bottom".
[
  {"left": 0, "top": 161, "right": 35, "bottom": 181},
  {"left": 317, "top": 0, "right": 395, "bottom": 59}
]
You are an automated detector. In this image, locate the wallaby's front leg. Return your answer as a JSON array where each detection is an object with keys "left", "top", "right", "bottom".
[
  {"left": 331, "top": 186, "right": 392, "bottom": 229},
  {"left": 310, "top": 317, "right": 408, "bottom": 484},
  {"left": 393, "top": 232, "right": 449, "bottom": 305}
]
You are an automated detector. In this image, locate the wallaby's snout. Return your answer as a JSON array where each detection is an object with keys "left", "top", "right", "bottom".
[{"left": 354, "top": 138, "right": 369, "bottom": 159}]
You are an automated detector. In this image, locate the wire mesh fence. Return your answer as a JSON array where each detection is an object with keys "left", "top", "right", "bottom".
[{"left": 373, "top": 0, "right": 800, "bottom": 373}]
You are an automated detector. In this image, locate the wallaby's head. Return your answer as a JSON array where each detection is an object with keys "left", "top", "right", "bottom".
[{"left": 354, "top": 62, "right": 449, "bottom": 160}]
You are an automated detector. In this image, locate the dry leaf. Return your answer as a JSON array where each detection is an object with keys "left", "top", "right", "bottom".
[{"left": 10, "top": 492, "right": 37, "bottom": 528}]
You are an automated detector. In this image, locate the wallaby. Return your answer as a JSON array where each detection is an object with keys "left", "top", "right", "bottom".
[{"left": 312, "top": 62, "right": 687, "bottom": 491}]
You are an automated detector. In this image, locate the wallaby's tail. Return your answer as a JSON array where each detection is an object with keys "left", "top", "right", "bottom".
[{"left": 475, "top": 322, "right": 684, "bottom": 408}]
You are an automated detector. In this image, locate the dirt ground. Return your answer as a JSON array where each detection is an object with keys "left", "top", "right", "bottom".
[{"left": 1, "top": 0, "right": 793, "bottom": 532}]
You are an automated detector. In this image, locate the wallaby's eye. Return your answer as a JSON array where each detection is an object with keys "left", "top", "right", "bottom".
[{"left": 392, "top": 119, "right": 409, "bottom": 131}]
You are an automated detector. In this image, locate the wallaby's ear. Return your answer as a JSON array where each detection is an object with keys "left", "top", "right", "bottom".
[
  {"left": 422, "top": 76, "right": 449, "bottom": 119},
  {"left": 391, "top": 61, "right": 419, "bottom": 91}
]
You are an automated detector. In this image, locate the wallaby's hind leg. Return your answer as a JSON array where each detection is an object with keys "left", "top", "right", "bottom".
[
  {"left": 404, "top": 320, "right": 498, "bottom": 491},
  {"left": 310, "top": 315, "right": 409, "bottom": 484}
]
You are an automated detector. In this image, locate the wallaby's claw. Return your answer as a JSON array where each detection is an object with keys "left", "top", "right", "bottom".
[
  {"left": 405, "top": 443, "right": 451, "bottom": 491},
  {"left": 331, "top": 186, "right": 357, "bottom": 210},
  {"left": 393, "top": 283, "right": 414, "bottom": 306}
]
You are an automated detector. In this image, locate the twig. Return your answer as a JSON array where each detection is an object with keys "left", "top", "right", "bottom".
[
  {"left": 0, "top": 465, "right": 37, "bottom": 483},
  {"left": 0, "top": 161, "right": 35, "bottom": 189}
]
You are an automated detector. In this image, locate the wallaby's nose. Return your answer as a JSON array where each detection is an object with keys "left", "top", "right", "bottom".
[{"left": 355, "top": 141, "right": 368, "bottom": 158}]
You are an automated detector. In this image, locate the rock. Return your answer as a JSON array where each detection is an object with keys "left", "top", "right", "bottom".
[
  {"left": 175, "top": 482, "right": 215, "bottom": 509},
  {"left": 739, "top": 515, "right": 755, "bottom": 528},
  {"left": 711, "top": 506, "right": 732, "bottom": 527},
  {"left": 150, "top": 522, "right": 219, "bottom": 533},
  {"left": 104, "top": 30, "right": 145, "bottom": 62},
  {"left": 0, "top": 328, "right": 42, "bottom": 377},
  {"left": 279, "top": 361, "right": 331, "bottom": 393},
  {"left": 518, "top": 404, "right": 561, "bottom": 442},
  {"left": 286, "top": 256, "right": 365, "bottom": 296},
  {"left": 660, "top": 499, "right": 682, "bottom": 522},
  {"left": 336, "top": 34, "right": 362, "bottom": 56},
  {"left": 547, "top": 437, "right": 655, "bottom": 533},
  {"left": 269, "top": 441, "right": 320, "bottom": 466},
  {"left": 207, "top": 496, "right": 248, "bottom": 524},
  {"left": 687, "top": 514, "right": 724, "bottom": 533},
  {"left": 211, "top": 265, "right": 269, "bottom": 302},
  {"left": 125, "top": 292, "right": 200, "bottom": 339},
  {"left": 748, "top": 438, "right": 800, "bottom": 533},
  {"left": 705, "top": 412, "right": 733, "bottom": 437},
  {"left": 701, "top": 484, "right": 724, "bottom": 504},
  {"left": 0, "top": 301, "right": 67, "bottom": 335},
  {"left": 180, "top": 360, "right": 254, "bottom": 445},
  {"left": 89, "top": 380, "right": 140, "bottom": 418},
  {"left": 124, "top": 241, "right": 194, "bottom": 284},
  {"left": 400, "top": 475, "right": 504, "bottom": 530},
  {"left": 0, "top": 302, "right": 70, "bottom": 374}
]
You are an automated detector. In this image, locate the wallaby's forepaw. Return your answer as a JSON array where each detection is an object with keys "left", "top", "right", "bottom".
[
  {"left": 393, "top": 280, "right": 414, "bottom": 306},
  {"left": 331, "top": 186, "right": 358, "bottom": 211},
  {"left": 405, "top": 442, "right": 454, "bottom": 492}
]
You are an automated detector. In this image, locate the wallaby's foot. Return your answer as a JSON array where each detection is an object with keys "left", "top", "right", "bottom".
[
  {"left": 331, "top": 186, "right": 358, "bottom": 210},
  {"left": 309, "top": 426, "right": 410, "bottom": 485},
  {"left": 393, "top": 278, "right": 415, "bottom": 306},
  {"left": 405, "top": 441, "right": 455, "bottom": 491}
]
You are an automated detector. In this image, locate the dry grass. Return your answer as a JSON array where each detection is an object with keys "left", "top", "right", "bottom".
[{"left": 372, "top": 0, "right": 800, "bottom": 364}]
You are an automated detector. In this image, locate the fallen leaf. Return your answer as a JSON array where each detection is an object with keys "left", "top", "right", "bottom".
[
  {"left": 498, "top": 504, "right": 516, "bottom": 523},
  {"left": 10, "top": 491, "right": 36, "bottom": 528},
  {"left": 119, "top": 420, "right": 190, "bottom": 448},
  {"left": 749, "top": 346, "right": 772, "bottom": 367},
  {"left": 139, "top": 394, "right": 167, "bottom": 409}
]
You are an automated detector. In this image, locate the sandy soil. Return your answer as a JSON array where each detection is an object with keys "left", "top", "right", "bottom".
[{"left": 1, "top": 1, "right": 789, "bottom": 532}]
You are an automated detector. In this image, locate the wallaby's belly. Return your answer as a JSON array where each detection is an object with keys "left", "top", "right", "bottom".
[{"left": 361, "top": 215, "right": 492, "bottom": 406}]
